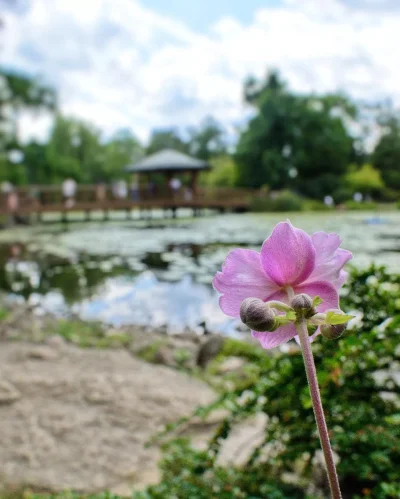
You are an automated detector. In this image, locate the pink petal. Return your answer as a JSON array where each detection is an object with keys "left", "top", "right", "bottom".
[
  {"left": 333, "top": 269, "right": 349, "bottom": 289},
  {"left": 260, "top": 221, "right": 315, "bottom": 287},
  {"left": 295, "top": 281, "right": 339, "bottom": 312},
  {"left": 307, "top": 232, "right": 352, "bottom": 289},
  {"left": 252, "top": 323, "right": 297, "bottom": 350},
  {"left": 213, "top": 249, "right": 278, "bottom": 318}
]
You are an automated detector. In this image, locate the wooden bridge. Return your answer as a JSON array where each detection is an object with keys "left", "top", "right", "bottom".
[{"left": 0, "top": 185, "right": 255, "bottom": 223}]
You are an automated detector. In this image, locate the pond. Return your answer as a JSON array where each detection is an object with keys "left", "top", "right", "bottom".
[{"left": 0, "top": 211, "right": 399, "bottom": 335}]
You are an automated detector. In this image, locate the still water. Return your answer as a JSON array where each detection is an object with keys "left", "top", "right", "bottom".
[{"left": 0, "top": 211, "right": 399, "bottom": 335}]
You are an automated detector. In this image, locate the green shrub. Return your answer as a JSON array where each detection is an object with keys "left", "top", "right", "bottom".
[
  {"left": 133, "top": 440, "right": 304, "bottom": 499},
  {"left": 144, "top": 266, "right": 400, "bottom": 499},
  {"left": 344, "top": 200, "right": 377, "bottom": 210},
  {"left": 303, "top": 200, "right": 333, "bottom": 211},
  {"left": 250, "top": 190, "right": 304, "bottom": 212},
  {"left": 378, "top": 188, "right": 399, "bottom": 203},
  {"left": 332, "top": 187, "right": 354, "bottom": 204},
  {"left": 344, "top": 163, "right": 384, "bottom": 196}
]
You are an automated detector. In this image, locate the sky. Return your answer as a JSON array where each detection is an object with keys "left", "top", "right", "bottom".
[{"left": 1, "top": 0, "right": 400, "bottom": 144}]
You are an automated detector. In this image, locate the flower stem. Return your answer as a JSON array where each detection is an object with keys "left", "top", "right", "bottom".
[{"left": 296, "top": 318, "right": 342, "bottom": 499}]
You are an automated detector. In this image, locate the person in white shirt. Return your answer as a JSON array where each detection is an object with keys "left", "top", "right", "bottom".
[{"left": 62, "top": 178, "right": 77, "bottom": 208}]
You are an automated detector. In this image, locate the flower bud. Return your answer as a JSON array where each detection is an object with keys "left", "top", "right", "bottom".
[
  {"left": 320, "top": 308, "right": 347, "bottom": 339},
  {"left": 320, "top": 323, "right": 347, "bottom": 340},
  {"left": 291, "top": 293, "right": 315, "bottom": 318},
  {"left": 240, "top": 298, "right": 276, "bottom": 332}
]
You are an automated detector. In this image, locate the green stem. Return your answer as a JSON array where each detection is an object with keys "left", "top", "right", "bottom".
[{"left": 296, "top": 318, "right": 342, "bottom": 499}]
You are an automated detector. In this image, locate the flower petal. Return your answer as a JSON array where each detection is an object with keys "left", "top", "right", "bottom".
[
  {"left": 252, "top": 323, "right": 297, "bottom": 349},
  {"left": 260, "top": 221, "right": 316, "bottom": 286},
  {"left": 213, "top": 249, "right": 278, "bottom": 318},
  {"left": 295, "top": 281, "right": 339, "bottom": 312},
  {"left": 307, "top": 232, "right": 352, "bottom": 289}
]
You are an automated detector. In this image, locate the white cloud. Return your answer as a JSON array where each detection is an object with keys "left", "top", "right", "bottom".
[{"left": 1, "top": 0, "right": 400, "bottom": 144}]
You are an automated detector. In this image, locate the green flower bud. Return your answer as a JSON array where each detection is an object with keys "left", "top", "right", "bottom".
[
  {"left": 291, "top": 293, "right": 315, "bottom": 318},
  {"left": 321, "top": 308, "right": 348, "bottom": 339},
  {"left": 320, "top": 323, "right": 347, "bottom": 340},
  {"left": 240, "top": 298, "right": 276, "bottom": 332}
]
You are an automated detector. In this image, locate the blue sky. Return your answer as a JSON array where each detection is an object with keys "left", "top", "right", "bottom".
[
  {"left": 144, "top": 0, "right": 281, "bottom": 32},
  {"left": 1, "top": 0, "right": 400, "bottom": 143}
]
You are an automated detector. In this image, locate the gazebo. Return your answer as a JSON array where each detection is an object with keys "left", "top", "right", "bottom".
[{"left": 125, "top": 149, "right": 210, "bottom": 195}]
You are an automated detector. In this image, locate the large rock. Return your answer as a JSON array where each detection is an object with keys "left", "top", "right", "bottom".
[{"left": 0, "top": 342, "right": 216, "bottom": 493}]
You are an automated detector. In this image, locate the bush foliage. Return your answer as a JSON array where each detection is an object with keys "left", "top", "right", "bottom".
[
  {"left": 138, "top": 266, "right": 400, "bottom": 499},
  {"left": 250, "top": 190, "right": 304, "bottom": 212}
]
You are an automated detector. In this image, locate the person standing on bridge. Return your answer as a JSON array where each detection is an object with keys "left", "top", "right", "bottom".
[{"left": 62, "top": 177, "right": 77, "bottom": 208}]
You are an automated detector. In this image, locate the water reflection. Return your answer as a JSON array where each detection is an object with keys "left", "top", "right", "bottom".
[
  {"left": 0, "top": 243, "right": 135, "bottom": 304},
  {"left": 0, "top": 212, "right": 399, "bottom": 334}
]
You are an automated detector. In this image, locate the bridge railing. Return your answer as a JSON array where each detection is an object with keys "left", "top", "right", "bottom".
[{"left": 0, "top": 185, "right": 256, "bottom": 214}]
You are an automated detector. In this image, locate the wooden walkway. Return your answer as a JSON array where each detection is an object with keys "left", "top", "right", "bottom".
[{"left": 0, "top": 185, "right": 254, "bottom": 222}]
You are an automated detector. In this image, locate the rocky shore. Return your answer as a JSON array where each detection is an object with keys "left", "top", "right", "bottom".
[{"left": 0, "top": 303, "right": 265, "bottom": 495}]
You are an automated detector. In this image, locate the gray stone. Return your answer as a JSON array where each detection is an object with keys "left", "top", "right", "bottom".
[
  {"left": 196, "top": 336, "right": 224, "bottom": 368},
  {"left": 0, "top": 379, "right": 21, "bottom": 404},
  {"left": 0, "top": 342, "right": 216, "bottom": 492},
  {"left": 44, "top": 335, "right": 66, "bottom": 349},
  {"left": 27, "top": 346, "right": 59, "bottom": 361},
  {"left": 215, "top": 356, "right": 246, "bottom": 374}
]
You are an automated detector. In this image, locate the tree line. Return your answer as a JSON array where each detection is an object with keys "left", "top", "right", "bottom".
[{"left": 1, "top": 67, "right": 399, "bottom": 202}]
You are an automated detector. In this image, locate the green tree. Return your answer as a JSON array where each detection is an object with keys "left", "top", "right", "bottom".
[
  {"left": 0, "top": 67, "right": 56, "bottom": 140},
  {"left": 344, "top": 163, "right": 384, "bottom": 197},
  {"left": 103, "top": 128, "right": 143, "bottom": 181},
  {"left": 46, "top": 115, "right": 104, "bottom": 183},
  {"left": 21, "top": 141, "right": 52, "bottom": 184},
  {"left": 0, "top": 68, "right": 57, "bottom": 185},
  {"left": 187, "top": 116, "right": 227, "bottom": 161},
  {"left": 200, "top": 155, "right": 237, "bottom": 187},
  {"left": 373, "top": 114, "right": 400, "bottom": 190},
  {"left": 235, "top": 72, "right": 354, "bottom": 198},
  {"left": 147, "top": 128, "right": 188, "bottom": 155}
]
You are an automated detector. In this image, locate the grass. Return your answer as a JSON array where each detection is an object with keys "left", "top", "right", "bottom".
[
  {"left": 51, "top": 320, "right": 131, "bottom": 348},
  {"left": 135, "top": 339, "right": 169, "bottom": 363},
  {"left": 0, "top": 306, "right": 10, "bottom": 321}
]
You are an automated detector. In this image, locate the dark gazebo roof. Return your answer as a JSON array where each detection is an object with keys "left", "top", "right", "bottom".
[{"left": 125, "top": 149, "right": 210, "bottom": 173}]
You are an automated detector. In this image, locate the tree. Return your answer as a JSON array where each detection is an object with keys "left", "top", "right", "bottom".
[
  {"left": 22, "top": 141, "right": 51, "bottom": 184},
  {"left": 344, "top": 163, "right": 384, "bottom": 197},
  {"left": 0, "top": 67, "right": 56, "bottom": 140},
  {"left": 147, "top": 129, "right": 188, "bottom": 155},
  {"left": 235, "top": 71, "right": 354, "bottom": 198},
  {"left": 46, "top": 115, "right": 104, "bottom": 183},
  {"left": 187, "top": 116, "right": 227, "bottom": 161},
  {"left": 0, "top": 68, "right": 57, "bottom": 185},
  {"left": 372, "top": 113, "right": 400, "bottom": 190},
  {"left": 200, "top": 155, "right": 237, "bottom": 188},
  {"left": 103, "top": 128, "right": 143, "bottom": 181}
]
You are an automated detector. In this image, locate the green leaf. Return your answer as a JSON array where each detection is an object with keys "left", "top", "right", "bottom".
[
  {"left": 312, "top": 296, "right": 323, "bottom": 307},
  {"left": 275, "top": 310, "right": 296, "bottom": 326},
  {"left": 326, "top": 311, "right": 354, "bottom": 325},
  {"left": 285, "top": 310, "right": 296, "bottom": 321}
]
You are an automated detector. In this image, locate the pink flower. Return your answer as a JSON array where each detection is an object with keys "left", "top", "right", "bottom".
[{"left": 213, "top": 221, "right": 352, "bottom": 349}]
